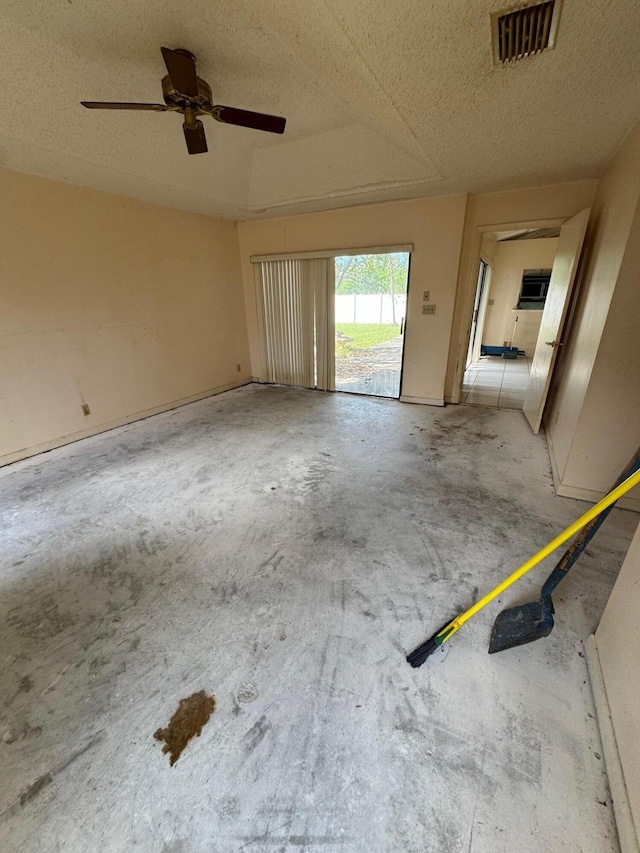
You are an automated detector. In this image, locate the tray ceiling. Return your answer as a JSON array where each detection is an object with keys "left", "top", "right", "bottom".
[{"left": 1, "top": 0, "right": 638, "bottom": 219}]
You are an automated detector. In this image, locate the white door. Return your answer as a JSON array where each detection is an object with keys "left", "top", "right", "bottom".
[{"left": 523, "top": 208, "right": 590, "bottom": 433}]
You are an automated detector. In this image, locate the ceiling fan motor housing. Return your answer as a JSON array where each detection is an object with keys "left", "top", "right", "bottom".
[{"left": 161, "top": 75, "right": 214, "bottom": 115}]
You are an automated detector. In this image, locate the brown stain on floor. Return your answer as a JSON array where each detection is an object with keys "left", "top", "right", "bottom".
[{"left": 154, "top": 690, "right": 216, "bottom": 766}]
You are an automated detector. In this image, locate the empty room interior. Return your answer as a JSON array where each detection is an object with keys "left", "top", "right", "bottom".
[{"left": 2, "top": 2, "right": 640, "bottom": 852}]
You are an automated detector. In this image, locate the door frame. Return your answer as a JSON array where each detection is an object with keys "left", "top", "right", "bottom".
[
  {"left": 397, "top": 252, "right": 413, "bottom": 399},
  {"left": 333, "top": 249, "right": 412, "bottom": 400},
  {"left": 452, "top": 217, "right": 566, "bottom": 405},
  {"left": 466, "top": 258, "right": 492, "bottom": 368}
]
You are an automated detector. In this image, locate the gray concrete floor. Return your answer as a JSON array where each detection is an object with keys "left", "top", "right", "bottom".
[{"left": 1, "top": 385, "right": 636, "bottom": 852}]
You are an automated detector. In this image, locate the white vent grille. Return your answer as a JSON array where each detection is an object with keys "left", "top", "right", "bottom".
[{"left": 492, "top": 0, "right": 562, "bottom": 64}]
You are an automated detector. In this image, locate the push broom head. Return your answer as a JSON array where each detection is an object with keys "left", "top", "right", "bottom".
[{"left": 406, "top": 619, "right": 456, "bottom": 668}]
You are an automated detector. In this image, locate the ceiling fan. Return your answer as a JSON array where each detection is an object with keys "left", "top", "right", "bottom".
[{"left": 81, "top": 47, "right": 286, "bottom": 155}]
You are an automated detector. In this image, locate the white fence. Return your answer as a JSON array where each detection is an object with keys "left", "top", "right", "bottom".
[{"left": 335, "top": 294, "right": 406, "bottom": 325}]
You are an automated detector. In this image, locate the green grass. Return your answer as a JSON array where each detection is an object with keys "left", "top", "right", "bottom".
[{"left": 335, "top": 323, "right": 401, "bottom": 354}]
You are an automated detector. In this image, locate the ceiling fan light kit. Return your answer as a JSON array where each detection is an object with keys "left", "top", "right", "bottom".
[{"left": 81, "top": 47, "right": 286, "bottom": 154}]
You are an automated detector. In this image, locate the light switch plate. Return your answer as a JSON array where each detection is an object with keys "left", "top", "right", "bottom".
[
  {"left": 423, "top": 290, "right": 430, "bottom": 302},
  {"left": 422, "top": 304, "right": 436, "bottom": 315}
]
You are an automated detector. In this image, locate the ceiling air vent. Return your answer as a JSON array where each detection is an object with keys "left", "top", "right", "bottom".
[{"left": 492, "top": 0, "right": 562, "bottom": 64}]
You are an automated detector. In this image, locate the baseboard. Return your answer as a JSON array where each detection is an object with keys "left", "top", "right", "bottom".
[
  {"left": 0, "top": 378, "right": 253, "bottom": 469},
  {"left": 546, "top": 432, "right": 640, "bottom": 513},
  {"left": 399, "top": 395, "right": 445, "bottom": 407},
  {"left": 250, "top": 382, "right": 444, "bottom": 406},
  {"left": 546, "top": 428, "right": 564, "bottom": 491},
  {"left": 586, "top": 635, "right": 640, "bottom": 853},
  {"left": 555, "top": 481, "right": 640, "bottom": 513}
]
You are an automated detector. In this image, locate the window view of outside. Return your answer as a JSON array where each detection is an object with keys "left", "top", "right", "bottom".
[{"left": 334, "top": 252, "right": 410, "bottom": 398}]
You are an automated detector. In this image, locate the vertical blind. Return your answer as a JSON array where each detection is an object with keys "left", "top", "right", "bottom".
[{"left": 255, "top": 258, "right": 334, "bottom": 390}]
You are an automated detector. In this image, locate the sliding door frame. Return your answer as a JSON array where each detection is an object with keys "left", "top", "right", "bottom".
[{"left": 252, "top": 243, "right": 413, "bottom": 393}]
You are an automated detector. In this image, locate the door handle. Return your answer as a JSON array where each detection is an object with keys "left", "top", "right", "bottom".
[{"left": 545, "top": 340, "right": 563, "bottom": 347}]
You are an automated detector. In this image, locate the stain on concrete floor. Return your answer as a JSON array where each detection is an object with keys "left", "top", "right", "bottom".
[{"left": 154, "top": 691, "right": 216, "bottom": 766}]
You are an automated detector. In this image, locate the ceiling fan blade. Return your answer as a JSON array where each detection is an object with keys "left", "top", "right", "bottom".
[
  {"left": 183, "top": 120, "right": 208, "bottom": 155},
  {"left": 211, "top": 105, "right": 286, "bottom": 134},
  {"left": 161, "top": 47, "right": 199, "bottom": 98},
  {"left": 81, "top": 101, "right": 170, "bottom": 111}
]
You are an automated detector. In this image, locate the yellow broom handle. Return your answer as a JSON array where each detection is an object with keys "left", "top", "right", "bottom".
[{"left": 442, "top": 468, "right": 640, "bottom": 641}]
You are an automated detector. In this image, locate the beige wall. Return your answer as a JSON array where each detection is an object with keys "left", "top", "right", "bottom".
[
  {"left": 0, "top": 168, "right": 250, "bottom": 465},
  {"left": 446, "top": 179, "right": 598, "bottom": 401},
  {"left": 482, "top": 237, "right": 558, "bottom": 352},
  {"left": 594, "top": 519, "right": 640, "bottom": 847},
  {"left": 565, "top": 205, "right": 640, "bottom": 493},
  {"left": 2, "top": 154, "right": 635, "bottom": 508},
  {"left": 237, "top": 195, "right": 468, "bottom": 405},
  {"left": 510, "top": 311, "right": 543, "bottom": 356},
  {"left": 546, "top": 123, "right": 640, "bottom": 507}
]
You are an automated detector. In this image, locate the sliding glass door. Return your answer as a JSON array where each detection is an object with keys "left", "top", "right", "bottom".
[{"left": 254, "top": 248, "right": 410, "bottom": 399}]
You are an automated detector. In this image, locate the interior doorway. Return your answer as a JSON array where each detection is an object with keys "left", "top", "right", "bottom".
[
  {"left": 460, "top": 210, "right": 589, "bottom": 424},
  {"left": 333, "top": 252, "right": 410, "bottom": 399}
]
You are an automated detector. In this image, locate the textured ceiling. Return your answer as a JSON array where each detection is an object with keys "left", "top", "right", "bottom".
[{"left": 1, "top": 0, "right": 639, "bottom": 220}]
